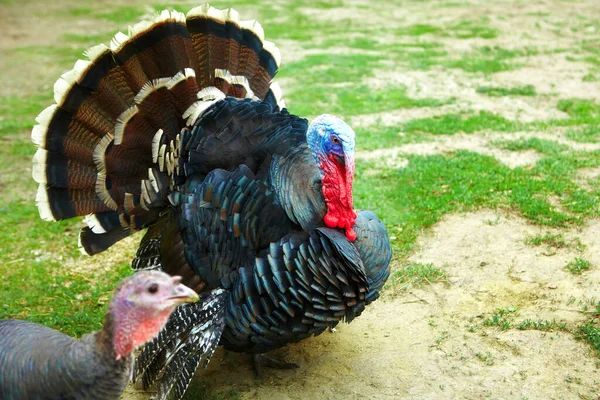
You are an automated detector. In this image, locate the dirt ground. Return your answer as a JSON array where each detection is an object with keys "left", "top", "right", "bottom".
[{"left": 2, "top": 0, "right": 600, "bottom": 399}]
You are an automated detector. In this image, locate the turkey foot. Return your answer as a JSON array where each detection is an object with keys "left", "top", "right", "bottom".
[{"left": 252, "top": 353, "right": 300, "bottom": 378}]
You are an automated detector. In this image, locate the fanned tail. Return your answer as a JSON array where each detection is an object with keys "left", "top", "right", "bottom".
[
  {"left": 133, "top": 288, "right": 227, "bottom": 400},
  {"left": 32, "top": 4, "right": 286, "bottom": 255}
]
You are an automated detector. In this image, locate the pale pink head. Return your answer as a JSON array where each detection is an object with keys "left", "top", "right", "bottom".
[
  {"left": 307, "top": 114, "right": 357, "bottom": 241},
  {"left": 108, "top": 271, "right": 199, "bottom": 360}
]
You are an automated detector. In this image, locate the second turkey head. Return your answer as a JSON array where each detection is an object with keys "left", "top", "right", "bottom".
[
  {"left": 108, "top": 271, "right": 199, "bottom": 360},
  {"left": 307, "top": 114, "right": 357, "bottom": 241}
]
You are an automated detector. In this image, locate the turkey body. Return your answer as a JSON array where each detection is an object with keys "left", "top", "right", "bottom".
[
  {"left": 155, "top": 98, "right": 375, "bottom": 353},
  {"left": 31, "top": 4, "right": 392, "bottom": 399},
  {"left": 0, "top": 320, "right": 130, "bottom": 400}
]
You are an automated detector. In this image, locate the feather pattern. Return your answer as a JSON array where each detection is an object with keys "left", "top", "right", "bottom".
[{"left": 134, "top": 289, "right": 227, "bottom": 400}]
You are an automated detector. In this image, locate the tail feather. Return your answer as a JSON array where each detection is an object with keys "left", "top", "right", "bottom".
[
  {"left": 134, "top": 288, "right": 227, "bottom": 400},
  {"left": 186, "top": 4, "right": 279, "bottom": 99},
  {"left": 32, "top": 4, "right": 285, "bottom": 254}
]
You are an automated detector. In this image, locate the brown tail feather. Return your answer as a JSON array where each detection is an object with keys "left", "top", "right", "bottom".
[{"left": 32, "top": 5, "right": 285, "bottom": 255}]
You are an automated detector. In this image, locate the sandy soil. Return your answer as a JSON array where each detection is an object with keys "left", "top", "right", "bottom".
[{"left": 3, "top": 0, "right": 600, "bottom": 399}]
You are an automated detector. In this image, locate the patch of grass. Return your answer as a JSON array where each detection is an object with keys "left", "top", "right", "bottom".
[
  {"left": 387, "top": 262, "right": 447, "bottom": 291},
  {"left": 0, "top": 200, "right": 135, "bottom": 337},
  {"left": 476, "top": 85, "right": 537, "bottom": 97},
  {"left": 403, "top": 111, "right": 522, "bottom": 135},
  {"left": 557, "top": 98, "right": 600, "bottom": 122},
  {"left": 577, "top": 310, "right": 600, "bottom": 357},
  {"left": 447, "top": 19, "right": 498, "bottom": 39},
  {"left": 517, "top": 319, "right": 568, "bottom": 331},
  {"left": 280, "top": 53, "right": 385, "bottom": 85},
  {"left": 286, "top": 84, "right": 446, "bottom": 118},
  {"left": 355, "top": 123, "right": 434, "bottom": 151},
  {"left": 61, "top": 33, "right": 113, "bottom": 45},
  {"left": 99, "top": 6, "right": 148, "bottom": 24},
  {"left": 524, "top": 232, "right": 585, "bottom": 251},
  {"left": 497, "top": 137, "right": 569, "bottom": 156},
  {"left": 0, "top": 94, "right": 54, "bottom": 134},
  {"left": 482, "top": 307, "right": 517, "bottom": 330},
  {"left": 475, "top": 351, "right": 495, "bottom": 366},
  {"left": 182, "top": 381, "right": 240, "bottom": 400},
  {"left": 566, "top": 125, "right": 600, "bottom": 143},
  {"left": 355, "top": 149, "right": 598, "bottom": 258},
  {"left": 565, "top": 257, "right": 592, "bottom": 274},
  {"left": 583, "top": 72, "right": 600, "bottom": 82},
  {"left": 396, "top": 24, "right": 443, "bottom": 36},
  {"left": 446, "top": 45, "right": 536, "bottom": 73},
  {"left": 396, "top": 19, "right": 498, "bottom": 39},
  {"left": 524, "top": 232, "right": 568, "bottom": 248}
]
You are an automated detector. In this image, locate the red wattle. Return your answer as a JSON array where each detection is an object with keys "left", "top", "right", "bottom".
[
  {"left": 346, "top": 227, "right": 357, "bottom": 242},
  {"left": 320, "top": 154, "right": 357, "bottom": 241},
  {"left": 113, "top": 307, "right": 172, "bottom": 360}
]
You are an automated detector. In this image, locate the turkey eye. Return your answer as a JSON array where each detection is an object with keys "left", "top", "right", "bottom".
[
  {"left": 147, "top": 283, "right": 159, "bottom": 294},
  {"left": 331, "top": 136, "right": 340, "bottom": 145}
]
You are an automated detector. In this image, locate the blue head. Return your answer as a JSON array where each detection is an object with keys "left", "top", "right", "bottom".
[
  {"left": 306, "top": 114, "right": 357, "bottom": 241},
  {"left": 307, "top": 114, "right": 355, "bottom": 163}
]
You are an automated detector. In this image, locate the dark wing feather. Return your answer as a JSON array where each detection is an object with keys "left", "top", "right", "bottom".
[
  {"left": 352, "top": 210, "right": 392, "bottom": 303},
  {"left": 178, "top": 163, "right": 295, "bottom": 289}
]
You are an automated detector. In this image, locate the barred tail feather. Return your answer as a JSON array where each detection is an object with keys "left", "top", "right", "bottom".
[
  {"left": 32, "top": 4, "right": 284, "bottom": 255},
  {"left": 134, "top": 288, "right": 227, "bottom": 400}
]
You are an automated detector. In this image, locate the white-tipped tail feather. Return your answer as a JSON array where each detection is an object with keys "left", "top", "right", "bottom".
[
  {"left": 109, "top": 31, "right": 130, "bottom": 53},
  {"left": 166, "top": 68, "right": 196, "bottom": 90},
  {"left": 36, "top": 184, "right": 55, "bottom": 222},
  {"left": 31, "top": 149, "right": 47, "bottom": 184},
  {"left": 93, "top": 133, "right": 119, "bottom": 211},
  {"left": 152, "top": 129, "right": 164, "bottom": 164},
  {"left": 85, "top": 214, "right": 107, "bottom": 234},
  {"left": 135, "top": 78, "right": 171, "bottom": 105},
  {"left": 114, "top": 105, "right": 139, "bottom": 145},
  {"left": 83, "top": 44, "right": 110, "bottom": 61}
]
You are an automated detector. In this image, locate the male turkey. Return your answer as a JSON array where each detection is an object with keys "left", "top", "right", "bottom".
[
  {"left": 0, "top": 271, "right": 214, "bottom": 400},
  {"left": 31, "top": 4, "right": 392, "bottom": 399}
]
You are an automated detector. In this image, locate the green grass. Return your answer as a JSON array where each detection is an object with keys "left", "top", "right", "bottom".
[
  {"left": 387, "top": 262, "right": 447, "bottom": 292},
  {"left": 476, "top": 85, "right": 537, "bottom": 97},
  {"left": 403, "top": 111, "right": 522, "bottom": 135},
  {"left": 0, "top": 94, "right": 54, "bottom": 134},
  {"left": 0, "top": 202, "right": 133, "bottom": 337},
  {"left": 285, "top": 84, "right": 447, "bottom": 118},
  {"left": 444, "top": 45, "right": 537, "bottom": 73},
  {"left": 396, "top": 19, "right": 498, "bottom": 39},
  {"left": 524, "top": 233, "right": 585, "bottom": 251},
  {"left": 182, "top": 381, "right": 241, "bottom": 400},
  {"left": 517, "top": 319, "right": 568, "bottom": 331},
  {"left": 578, "top": 313, "right": 600, "bottom": 357},
  {"left": 565, "top": 257, "right": 592, "bottom": 274},
  {"left": 482, "top": 307, "right": 517, "bottom": 330},
  {"left": 524, "top": 232, "right": 568, "bottom": 248},
  {"left": 356, "top": 148, "right": 599, "bottom": 258},
  {"left": 565, "top": 125, "right": 600, "bottom": 143}
]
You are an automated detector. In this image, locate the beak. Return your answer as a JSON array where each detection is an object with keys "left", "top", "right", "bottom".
[{"left": 165, "top": 276, "right": 199, "bottom": 305}]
